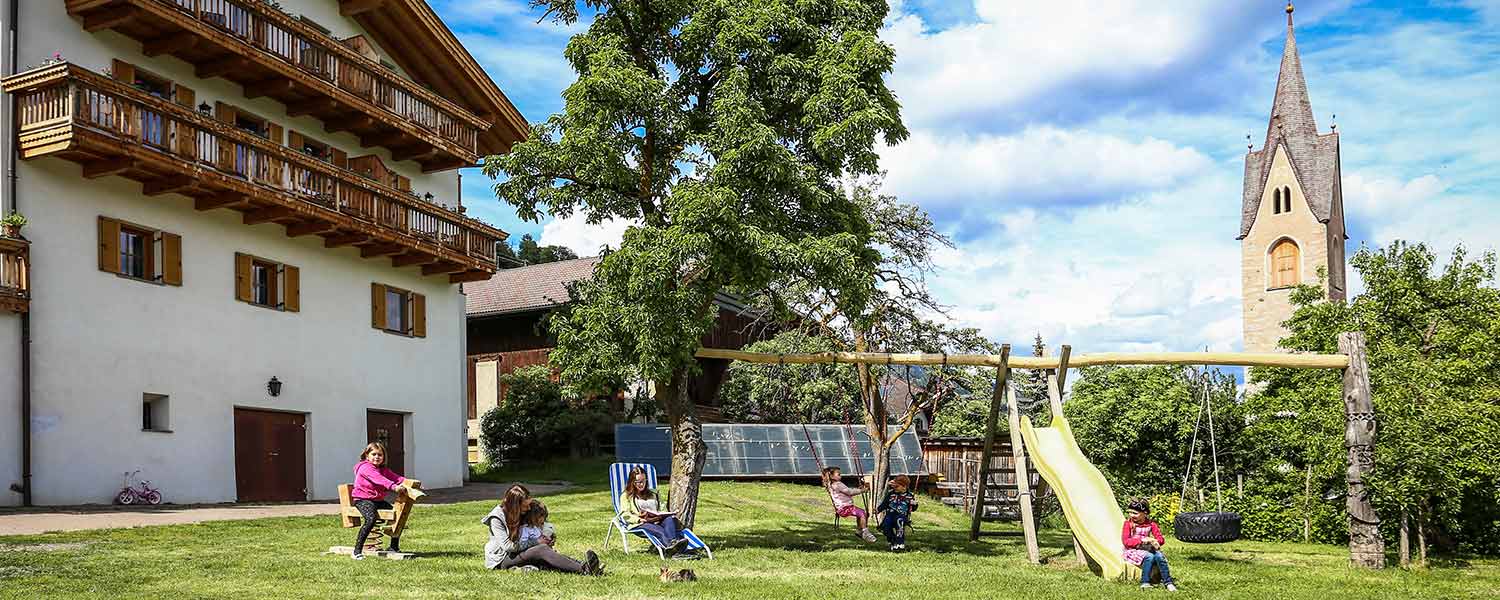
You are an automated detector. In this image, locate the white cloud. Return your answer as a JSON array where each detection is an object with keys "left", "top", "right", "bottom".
[
  {"left": 883, "top": 0, "right": 1350, "bottom": 130},
  {"left": 927, "top": 173, "right": 1247, "bottom": 354},
  {"left": 539, "top": 212, "right": 634, "bottom": 257},
  {"left": 881, "top": 127, "right": 1213, "bottom": 214}
]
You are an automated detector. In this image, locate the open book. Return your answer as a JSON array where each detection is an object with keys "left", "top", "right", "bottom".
[{"left": 642, "top": 509, "right": 677, "bottom": 518}]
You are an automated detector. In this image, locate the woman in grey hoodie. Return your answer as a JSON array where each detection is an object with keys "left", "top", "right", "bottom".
[{"left": 483, "top": 484, "right": 602, "bottom": 575}]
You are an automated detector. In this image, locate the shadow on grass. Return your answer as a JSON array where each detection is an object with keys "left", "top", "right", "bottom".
[{"left": 705, "top": 520, "right": 1025, "bottom": 557}]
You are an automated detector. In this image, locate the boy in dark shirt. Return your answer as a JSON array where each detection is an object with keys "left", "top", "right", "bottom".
[{"left": 877, "top": 475, "right": 918, "bottom": 551}]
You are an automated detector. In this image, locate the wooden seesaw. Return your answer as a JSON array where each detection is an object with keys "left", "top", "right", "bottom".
[{"left": 325, "top": 479, "right": 425, "bottom": 560}]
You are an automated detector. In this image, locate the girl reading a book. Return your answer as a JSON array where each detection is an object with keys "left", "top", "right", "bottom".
[{"left": 618, "top": 466, "right": 691, "bottom": 556}]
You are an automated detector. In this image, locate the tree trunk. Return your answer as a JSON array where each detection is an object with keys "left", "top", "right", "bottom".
[
  {"left": 1416, "top": 502, "right": 1428, "bottom": 567},
  {"left": 1340, "top": 332, "right": 1384, "bottom": 568},
  {"left": 660, "top": 369, "right": 707, "bottom": 529},
  {"left": 854, "top": 334, "right": 891, "bottom": 504},
  {"left": 1399, "top": 507, "right": 1410, "bottom": 568},
  {"left": 1303, "top": 463, "right": 1314, "bottom": 544}
]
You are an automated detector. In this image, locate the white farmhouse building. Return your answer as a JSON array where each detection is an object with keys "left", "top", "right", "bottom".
[{"left": 0, "top": 0, "right": 526, "bottom": 505}]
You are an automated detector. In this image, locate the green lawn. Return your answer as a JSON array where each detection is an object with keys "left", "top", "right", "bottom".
[{"left": 2, "top": 463, "right": 1496, "bottom": 599}]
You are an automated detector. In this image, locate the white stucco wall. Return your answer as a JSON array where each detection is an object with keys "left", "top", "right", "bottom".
[
  {"left": 10, "top": 1, "right": 472, "bottom": 505},
  {"left": 0, "top": 316, "right": 20, "bottom": 507}
]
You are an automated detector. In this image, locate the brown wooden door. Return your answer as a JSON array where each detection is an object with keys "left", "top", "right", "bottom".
[
  {"left": 367, "top": 411, "right": 405, "bottom": 475},
  {"left": 233, "top": 408, "right": 308, "bottom": 502}
]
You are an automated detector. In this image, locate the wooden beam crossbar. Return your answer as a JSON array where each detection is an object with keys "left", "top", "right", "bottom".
[
  {"left": 692, "top": 349, "right": 1350, "bottom": 370},
  {"left": 143, "top": 32, "right": 199, "bottom": 57},
  {"left": 142, "top": 176, "right": 194, "bottom": 197},
  {"left": 243, "top": 206, "right": 296, "bottom": 225}
]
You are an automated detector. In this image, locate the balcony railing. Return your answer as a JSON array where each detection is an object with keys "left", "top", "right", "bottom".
[
  {"left": 0, "top": 237, "right": 28, "bottom": 314},
  {"left": 66, "top": 0, "right": 489, "bottom": 171},
  {"left": 5, "top": 63, "right": 501, "bottom": 282}
]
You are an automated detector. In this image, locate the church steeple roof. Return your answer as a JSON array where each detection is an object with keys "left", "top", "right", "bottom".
[
  {"left": 1239, "top": 2, "right": 1341, "bottom": 240},
  {"left": 1265, "top": 3, "right": 1318, "bottom": 143}
]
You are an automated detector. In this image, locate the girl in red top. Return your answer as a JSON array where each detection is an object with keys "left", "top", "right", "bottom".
[
  {"left": 351, "top": 442, "right": 407, "bottom": 559},
  {"left": 1122, "top": 499, "right": 1177, "bottom": 591}
]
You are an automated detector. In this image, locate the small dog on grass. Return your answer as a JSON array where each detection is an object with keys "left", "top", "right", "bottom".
[{"left": 659, "top": 566, "right": 697, "bottom": 582}]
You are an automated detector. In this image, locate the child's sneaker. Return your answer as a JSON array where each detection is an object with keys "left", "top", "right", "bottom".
[
  {"left": 1140, "top": 583, "right": 1153, "bottom": 589},
  {"left": 351, "top": 553, "right": 365, "bottom": 561},
  {"left": 1165, "top": 583, "right": 1178, "bottom": 592},
  {"left": 889, "top": 544, "right": 899, "bottom": 552},
  {"left": 896, "top": 544, "right": 907, "bottom": 551},
  {"left": 858, "top": 529, "right": 877, "bottom": 542}
]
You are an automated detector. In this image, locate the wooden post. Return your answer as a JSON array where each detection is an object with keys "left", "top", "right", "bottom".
[
  {"left": 1007, "top": 384, "right": 1040, "bottom": 564},
  {"left": 969, "top": 346, "right": 1010, "bottom": 541},
  {"left": 1340, "top": 332, "right": 1384, "bottom": 569}
]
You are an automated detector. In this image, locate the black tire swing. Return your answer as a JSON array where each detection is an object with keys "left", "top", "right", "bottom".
[{"left": 1173, "top": 366, "right": 1243, "bottom": 544}]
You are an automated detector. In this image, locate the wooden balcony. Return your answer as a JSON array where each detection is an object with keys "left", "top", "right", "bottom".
[
  {"left": 65, "top": 0, "right": 488, "bottom": 172},
  {"left": 0, "top": 236, "right": 28, "bottom": 314},
  {"left": 5, "top": 63, "right": 501, "bottom": 283}
]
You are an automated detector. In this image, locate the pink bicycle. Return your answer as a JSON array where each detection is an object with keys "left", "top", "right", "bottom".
[{"left": 116, "top": 470, "right": 163, "bottom": 505}]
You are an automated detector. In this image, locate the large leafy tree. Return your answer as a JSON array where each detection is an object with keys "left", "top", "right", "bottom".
[
  {"left": 1251, "top": 242, "right": 1500, "bottom": 559},
  {"left": 1065, "top": 365, "right": 1244, "bottom": 501},
  {"left": 485, "top": 0, "right": 907, "bottom": 526}
]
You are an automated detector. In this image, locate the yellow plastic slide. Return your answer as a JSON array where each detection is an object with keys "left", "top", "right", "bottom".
[{"left": 1019, "top": 414, "right": 1129, "bottom": 581}]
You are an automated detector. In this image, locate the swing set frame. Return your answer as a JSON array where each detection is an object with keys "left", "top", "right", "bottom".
[{"left": 697, "top": 331, "right": 1385, "bottom": 570}]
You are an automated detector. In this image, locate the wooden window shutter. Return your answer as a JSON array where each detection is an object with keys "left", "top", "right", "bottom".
[
  {"left": 98, "top": 217, "right": 121, "bottom": 274},
  {"left": 412, "top": 293, "right": 426, "bottom": 338},
  {"left": 288, "top": 131, "right": 304, "bottom": 151},
  {"left": 234, "top": 253, "right": 253, "bottom": 302},
  {"left": 160, "top": 232, "right": 183, "bottom": 286},
  {"left": 283, "top": 265, "right": 300, "bottom": 312},
  {"left": 214, "top": 101, "right": 237, "bottom": 124},
  {"left": 173, "top": 84, "right": 195, "bottom": 107},
  {"left": 110, "top": 59, "right": 136, "bottom": 84},
  {"left": 371, "top": 283, "right": 387, "bottom": 329},
  {"left": 330, "top": 148, "right": 348, "bottom": 169},
  {"left": 267, "top": 122, "right": 284, "bottom": 145}
]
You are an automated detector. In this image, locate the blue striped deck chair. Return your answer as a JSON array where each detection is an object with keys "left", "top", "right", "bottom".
[{"left": 602, "top": 462, "right": 713, "bottom": 560}]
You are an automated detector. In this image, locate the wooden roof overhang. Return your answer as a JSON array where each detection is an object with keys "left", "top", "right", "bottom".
[
  {"left": 5, "top": 64, "right": 503, "bottom": 283},
  {"left": 338, "top": 0, "right": 530, "bottom": 156},
  {"left": 64, "top": 0, "right": 495, "bottom": 172}
]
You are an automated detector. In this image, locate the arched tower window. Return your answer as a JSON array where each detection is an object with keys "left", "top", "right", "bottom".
[
  {"left": 1272, "top": 188, "right": 1282, "bottom": 214},
  {"left": 1282, "top": 186, "right": 1293, "bottom": 213},
  {"left": 1269, "top": 238, "right": 1301, "bottom": 289}
]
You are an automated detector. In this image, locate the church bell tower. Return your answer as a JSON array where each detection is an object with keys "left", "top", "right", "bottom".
[{"left": 1240, "top": 2, "right": 1349, "bottom": 354}]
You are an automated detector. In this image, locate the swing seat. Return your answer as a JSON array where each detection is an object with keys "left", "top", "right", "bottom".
[{"left": 1173, "top": 511, "right": 1242, "bottom": 543}]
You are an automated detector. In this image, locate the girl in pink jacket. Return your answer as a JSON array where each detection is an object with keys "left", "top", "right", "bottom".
[
  {"left": 822, "top": 467, "right": 877, "bottom": 542},
  {"left": 351, "top": 442, "right": 406, "bottom": 559},
  {"left": 1122, "top": 499, "right": 1177, "bottom": 591}
]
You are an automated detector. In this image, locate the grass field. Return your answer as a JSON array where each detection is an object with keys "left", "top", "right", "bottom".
[{"left": 2, "top": 461, "right": 1497, "bottom": 599}]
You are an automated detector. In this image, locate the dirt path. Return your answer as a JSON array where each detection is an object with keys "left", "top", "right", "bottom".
[{"left": 0, "top": 481, "right": 571, "bottom": 536}]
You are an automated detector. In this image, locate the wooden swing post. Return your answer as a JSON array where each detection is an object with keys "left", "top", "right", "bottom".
[
  {"left": 968, "top": 345, "right": 1010, "bottom": 542},
  {"left": 1006, "top": 381, "right": 1041, "bottom": 564},
  {"left": 1341, "top": 332, "right": 1383, "bottom": 569}
]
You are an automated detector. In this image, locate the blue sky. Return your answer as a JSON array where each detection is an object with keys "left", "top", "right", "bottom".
[{"left": 437, "top": 0, "right": 1500, "bottom": 356}]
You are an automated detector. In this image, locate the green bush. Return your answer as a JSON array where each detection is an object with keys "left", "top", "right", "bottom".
[{"left": 479, "top": 365, "right": 613, "bottom": 465}]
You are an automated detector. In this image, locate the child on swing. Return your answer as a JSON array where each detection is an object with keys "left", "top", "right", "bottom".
[
  {"left": 877, "top": 475, "right": 918, "bottom": 552},
  {"left": 1123, "top": 499, "right": 1177, "bottom": 592},
  {"left": 821, "top": 466, "right": 878, "bottom": 542}
]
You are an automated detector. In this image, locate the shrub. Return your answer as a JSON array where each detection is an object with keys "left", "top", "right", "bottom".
[{"left": 479, "top": 365, "right": 613, "bottom": 465}]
